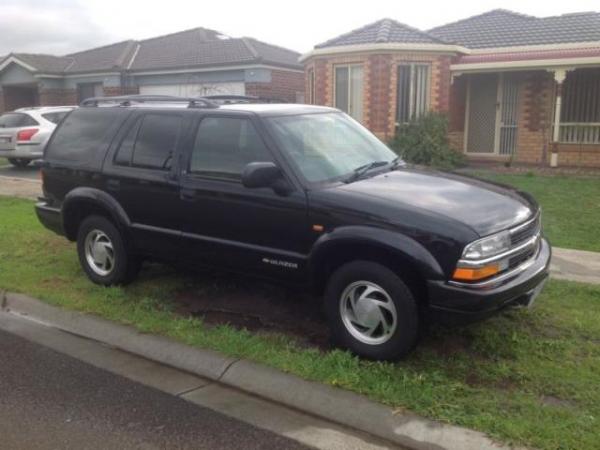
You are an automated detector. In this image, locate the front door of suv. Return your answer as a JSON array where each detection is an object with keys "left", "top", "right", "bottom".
[
  {"left": 179, "top": 113, "right": 309, "bottom": 282},
  {"left": 102, "top": 111, "right": 191, "bottom": 257}
]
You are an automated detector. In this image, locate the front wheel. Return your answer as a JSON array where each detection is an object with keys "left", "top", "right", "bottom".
[
  {"left": 76, "top": 215, "right": 140, "bottom": 285},
  {"left": 324, "top": 261, "right": 419, "bottom": 360},
  {"left": 8, "top": 158, "right": 31, "bottom": 168}
]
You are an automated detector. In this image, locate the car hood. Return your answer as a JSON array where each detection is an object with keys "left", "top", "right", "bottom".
[{"left": 335, "top": 168, "right": 535, "bottom": 236}]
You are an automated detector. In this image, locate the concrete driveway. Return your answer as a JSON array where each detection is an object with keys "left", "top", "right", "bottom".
[{"left": 0, "top": 161, "right": 40, "bottom": 181}]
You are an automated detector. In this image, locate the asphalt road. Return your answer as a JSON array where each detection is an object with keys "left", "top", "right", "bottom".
[
  {"left": 0, "top": 162, "right": 40, "bottom": 180},
  {"left": 0, "top": 329, "right": 311, "bottom": 450}
]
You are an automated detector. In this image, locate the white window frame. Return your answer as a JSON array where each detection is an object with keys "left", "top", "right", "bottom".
[
  {"left": 396, "top": 63, "right": 431, "bottom": 126},
  {"left": 557, "top": 68, "right": 600, "bottom": 144},
  {"left": 307, "top": 68, "right": 315, "bottom": 104},
  {"left": 333, "top": 64, "right": 364, "bottom": 121}
]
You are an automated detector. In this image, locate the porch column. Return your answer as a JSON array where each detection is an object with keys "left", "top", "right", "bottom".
[{"left": 550, "top": 69, "right": 569, "bottom": 143}]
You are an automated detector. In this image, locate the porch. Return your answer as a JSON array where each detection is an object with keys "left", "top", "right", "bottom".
[{"left": 450, "top": 65, "right": 600, "bottom": 167}]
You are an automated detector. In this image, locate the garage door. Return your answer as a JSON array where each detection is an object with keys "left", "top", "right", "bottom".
[{"left": 139, "top": 83, "right": 245, "bottom": 97}]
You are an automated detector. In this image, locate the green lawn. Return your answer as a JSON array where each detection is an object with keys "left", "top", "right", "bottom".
[
  {"left": 463, "top": 171, "right": 600, "bottom": 252},
  {"left": 1, "top": 196, "right": 599, "bottom": 450}
]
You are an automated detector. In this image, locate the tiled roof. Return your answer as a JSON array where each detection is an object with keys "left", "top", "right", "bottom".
[
  {"left": 65, "top": 40, "right": 138, "bottom": 73},
  {"left": 429, "top": 9, "right": 600, "bottom": 49},
  {"left": 315, "top": 18, "right": 450, "bottom": 49},
  {"left": 129, "top": 28, "right": 301, "bottom": 71},
  {"left": 11, "top": 53, "right": 73, "bottom": 73},
  {"left": 1, "top": 27, "right": 301, "bottom": 76}
]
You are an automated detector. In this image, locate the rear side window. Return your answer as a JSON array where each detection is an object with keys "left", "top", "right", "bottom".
[
  {"left": 114, "top": 114, "right": 182, "bottom": 171},
  {"left": 0, "top": 113, "right": 38, "bottom": 127},
  {"left": 190, "top": 117, "right": 273, "bottom": 180},
  {"left": 42, "top": 111, "right": 70, "bottom": 125},
  {"left": 45, "top": 108, "right": 124, "bottom": 162}
]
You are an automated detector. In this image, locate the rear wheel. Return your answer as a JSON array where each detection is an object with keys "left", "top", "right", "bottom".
[
  {"left": 324, "top": 260, "right": 419, "bottom": 360},
  {"left": 76, "top": 215, "right": 140, "bottom": 285},
  {"left": 8, "top": 158, "right": 30, "bottom": 168}
]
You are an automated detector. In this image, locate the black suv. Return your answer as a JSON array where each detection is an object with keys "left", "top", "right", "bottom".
[{"left": 36, "top": 95, "right": 551, "bottom": 360}]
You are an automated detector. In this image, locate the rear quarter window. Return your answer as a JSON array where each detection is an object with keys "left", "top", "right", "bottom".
[
  {"left": 45, "top": 108, "right": 127, "bottom": 162},
  {"left": 0, "top": 113, "right": 38, "bottom": 127},
  {"left": 42, "top": 111, "right": 70, "bottom": 125}
]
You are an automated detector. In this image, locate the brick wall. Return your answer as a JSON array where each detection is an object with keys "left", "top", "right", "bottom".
[
  {"left": 304, "top": 51, "right": 452, "bottom": 140},
  {"left": 246, "top": 69, "right": 304, "bottom": 103},
  {"left": 513, "top": 71, "right": 554, "bottom": 164},
  {"left": 2, "top": 86, "right": 39, "bottom": 110},
  {"left": 103, "top": 86, "right": 139, "bottom": 97},
  {"left": 556, "top": 144, "right": 600, "bottom": 168},
  {"left": 38, "top": 88, "right": 77, "bottom": 106}
]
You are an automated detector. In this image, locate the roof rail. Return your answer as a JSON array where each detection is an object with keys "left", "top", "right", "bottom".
[
  {"left": 204, "top": 95, "right": 259, "bottom": 104},
  {"left": 204, "top": 94, "right": 286, "bottom": 104},
  {"left": 80, "top": 95, "right": 219, "bottom": 109}
]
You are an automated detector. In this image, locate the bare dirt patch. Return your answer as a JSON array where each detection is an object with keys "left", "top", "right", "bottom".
[{"left": 171, "top": 268, "right": 331, "bottom": 349}]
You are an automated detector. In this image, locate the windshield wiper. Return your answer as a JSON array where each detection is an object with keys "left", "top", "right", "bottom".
[
  {"left": 390, "top": 156, "right": 406, "bottom": 169},
  {"left": 344, "top": 160, "right": 390, "bottom": 183}
]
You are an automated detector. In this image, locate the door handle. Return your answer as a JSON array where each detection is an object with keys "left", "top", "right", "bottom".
[
  {"left": 107, "top": 179, "right": 120, "bottom": 191},
  {"left": 180, "top": 188, "right": 198, "bottom": 202}
]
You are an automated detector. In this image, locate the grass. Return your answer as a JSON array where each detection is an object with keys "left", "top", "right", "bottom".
[
  {"left": 463, "top": 171, "right": 600, "bottom": 252},
  {"left": 1, "top": 195, "right": 599, "bottom": 450}
]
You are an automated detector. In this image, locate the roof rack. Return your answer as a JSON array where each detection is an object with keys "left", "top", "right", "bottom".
[
  {"left": 204, "top": 95, "right": 285, "bottom": 104},
  {"left": 80, "top": 95, "right": 219, "bottom": 109}
]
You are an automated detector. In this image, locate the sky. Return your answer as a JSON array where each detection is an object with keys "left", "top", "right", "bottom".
[{"left": 1, "top": 0, "right": 599, "bottom": 56}]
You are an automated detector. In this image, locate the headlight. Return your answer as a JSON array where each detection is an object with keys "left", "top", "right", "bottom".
[{"left": 462, "top": 231, "right": 511, "bottom": 260}]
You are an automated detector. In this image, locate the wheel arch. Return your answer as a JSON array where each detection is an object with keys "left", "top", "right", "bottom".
[
  {"left": 309, "top": 226, "right": 445, "bottom": 305},
  {"left": 62, "top": 187, "right": 131, "bottom": 241}
]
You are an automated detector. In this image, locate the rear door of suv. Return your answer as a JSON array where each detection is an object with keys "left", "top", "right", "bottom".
[
  {"left": 102, "top": 109, "right": 193, "bottom": 257},
  {"left": 178, "top": 112, "right": 310, "bottom": 282}
]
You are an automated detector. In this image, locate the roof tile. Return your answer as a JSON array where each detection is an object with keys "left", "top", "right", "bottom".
[
  {"left": 315, "top": 18, "right": 450, "bottom": 48},
  {"left": 429, "top": 9, "right": 600, "bottom": 48}
]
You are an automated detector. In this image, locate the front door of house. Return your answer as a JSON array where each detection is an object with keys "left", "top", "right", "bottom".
[{"left": 466, "top": 73, "right": 520, "bottom": 155}]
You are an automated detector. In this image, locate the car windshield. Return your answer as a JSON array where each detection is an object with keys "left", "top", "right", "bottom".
[{"left": 266, "top": 112, "right": 398, "bottom": 183}]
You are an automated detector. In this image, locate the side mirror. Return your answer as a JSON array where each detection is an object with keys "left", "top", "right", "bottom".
[{"left": 242, "top": 162, "right": 282, "bottom": 188}]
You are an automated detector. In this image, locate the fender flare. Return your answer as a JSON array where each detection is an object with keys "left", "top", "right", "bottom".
[
  {"left": 62, "top": 187, "right": 130, "bottom": 240},
  {"left": 308, "top": 225, "right": 445, "bottom": 283}
]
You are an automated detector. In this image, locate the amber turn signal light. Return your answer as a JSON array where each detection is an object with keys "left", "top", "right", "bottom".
[{"left": 452, "top": 264, "right": 500, "bottom": 281}]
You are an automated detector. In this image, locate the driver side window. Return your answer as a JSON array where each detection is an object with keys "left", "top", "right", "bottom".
[{"left": 190, "top": 117, "right": 273, "bottom": 180}]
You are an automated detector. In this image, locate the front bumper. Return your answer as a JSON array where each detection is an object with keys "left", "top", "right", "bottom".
[
  {"left": 427, "top": 238, "right": 551, "bottom": 325},
  {"left": 35, "top": 202, "right": 64, "bottom": 236}
]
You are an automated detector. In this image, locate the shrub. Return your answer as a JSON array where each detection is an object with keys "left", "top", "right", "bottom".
[{"left": 388, "top": 112, "right": 464, "bottom": 169}]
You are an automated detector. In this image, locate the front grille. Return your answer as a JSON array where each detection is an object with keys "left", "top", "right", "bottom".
[
  {"left": 508, "top": 246, "right": 536, "bottom": 269},
  {"left": 510, "top": 215, "right": 541, "bottom": 246}
]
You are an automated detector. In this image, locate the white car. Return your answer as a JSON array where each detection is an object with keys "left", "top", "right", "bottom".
[{"left": 0, "top": 106, "right": 75, "bottom": 167}]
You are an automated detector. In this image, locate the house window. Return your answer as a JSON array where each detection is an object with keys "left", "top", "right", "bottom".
[
  {"left": 307, "top": 68, "right": 315, "bottom": 104},
  {"left": 396, "top": 64, "right": 430, "bottom": 125},
  {"left": 559, "top": 68, "right": 600, "bottom": 144},
  {"left": 77, "top": 83, "right": 103, "bottom": 103},
  {"left": 334, "top": 65, "right": 363, "bottom": 121}
]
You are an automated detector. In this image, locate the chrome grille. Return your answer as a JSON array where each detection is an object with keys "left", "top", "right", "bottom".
[{"left": 510, "top": 215, "right": 541, "bottom": 246}]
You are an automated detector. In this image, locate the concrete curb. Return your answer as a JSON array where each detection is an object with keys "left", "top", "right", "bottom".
[{"left": 1, "top": 292, "right": 516, "bottom": 450}]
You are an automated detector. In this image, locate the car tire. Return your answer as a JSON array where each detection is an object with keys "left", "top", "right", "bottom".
[
  {"left": 8, "top": 158, "right": 31, "bottom": 168},
  {"left": 76, "top": 215, "right": 141, "bottom": 286},
  {"left": 324, "top": 260, "right": 419, "bottom": 360}
]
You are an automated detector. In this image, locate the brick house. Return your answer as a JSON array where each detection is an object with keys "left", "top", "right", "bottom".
[
  {"left": 0, "top": 28, "right": 304, "bottom": 113},
  {"left": 301, "top": 10, "right": 600, "bottom": 168}
]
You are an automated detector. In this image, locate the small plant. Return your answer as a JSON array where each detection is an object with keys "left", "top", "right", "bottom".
[{"left": 389, "top": 112, "right": 465, "bottom": 169}]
